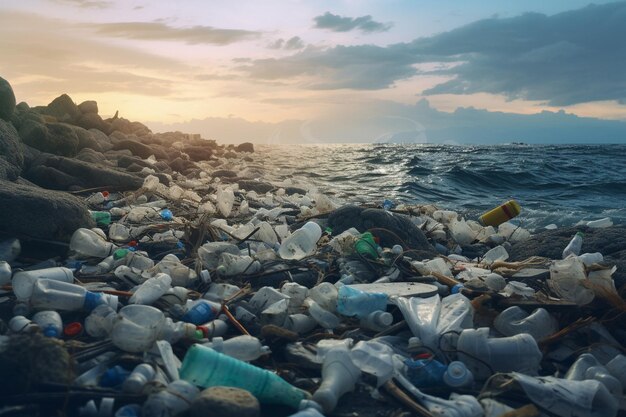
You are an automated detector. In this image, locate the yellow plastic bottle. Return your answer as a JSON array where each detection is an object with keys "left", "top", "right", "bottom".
[{"left": 479, "top": 200, "right": 521, "bottom": 227}]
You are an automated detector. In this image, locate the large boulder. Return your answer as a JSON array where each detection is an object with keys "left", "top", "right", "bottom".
[
  {"left": 238, "top": 179, "right": 274, "bottom": 194},
  {"left": 169, "top": 157, "right": 198, "bottom": 174},
  {"left": 0, "top": 77, "right": 16, "bottom": 121},
  {"left": 0, "top": 180, "right": 94, "bottom": 241},
  {"left": 19, "top": 121, "right": 80, "bottom": 157},
  {"left": 45, "top": 94, "right": 81, "bottom": 123},
  {"left": 328, "top": 205, "right": 434, "bottom": 252},
  {"left": 78, "top": 100, "right": 98, "bottom": 114},
  {"left": 236, "top": 142, "right": 254, "bottom": 153},
  {"left": 112, "top": 139, "right": 167, "bottom": 160},
  {"left": 76, "top": 112, "right": 110, "bottom": 132},
  {"left": 89, "top": 128, "right": 113, "bottom": 151},
  {"left": 0, "top": 119, "right": 24, "bottom": 180},
  {"left": 182, "top": 145, "right": 213, "bottom": 162},
  {"left": 70, "top": 125, "right": 102, "bottom": 152}
]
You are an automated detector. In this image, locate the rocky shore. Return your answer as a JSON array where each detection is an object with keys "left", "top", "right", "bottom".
[{"left": 1, "top": 75, "right": 625, "bottom": 417}]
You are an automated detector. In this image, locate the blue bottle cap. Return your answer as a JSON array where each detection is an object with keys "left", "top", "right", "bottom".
[
  {"left": 160, "top": 209, "right": 173, "bottom": 221},
  {"left": 451, "top": 284, "right": 464, "bottom": 294},
  {"left": 43, "top": 326, "right": 60, "bottom": 338},
  {"left": 83, "top": 291, "right": 103, "bottom": 311}
]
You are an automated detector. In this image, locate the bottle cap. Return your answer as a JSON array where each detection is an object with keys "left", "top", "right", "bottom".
[
  {"left": 64, "top": 322, "right": 83, "bottom": 337},
  {"left": 43, "top": 326, "right": 60, "bottom": 338}
]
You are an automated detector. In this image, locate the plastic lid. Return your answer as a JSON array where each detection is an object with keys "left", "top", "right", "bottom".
[
  {"left": 64, "top": 322, "right": 83, "bottom": 337},
  {"left": 43, "top": 326, "right": 60, "bottom": 338},
  {"left": 83, "top": 291, "right": 102, "bottom": 311}
]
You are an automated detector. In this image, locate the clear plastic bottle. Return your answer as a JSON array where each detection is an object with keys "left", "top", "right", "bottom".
[
  {"left": 8, "top": 315, "right": 39, "bottom": 333},
  {"left": 606, "top": 355, "right": 626, "bottom": 390},
  {"left": 443, "top": 361, "right": 474, "bottom": 388},
  {"left": 563, "top": 232, "right": 584, "bottom": 259},
  {"left": 179, "top": 344, "right": 309, "bottom": 408},
  {"left": 309, "top": 282, "right": 338, "bottom": 312},
  {"left": 197, "top": 319, "right": 229, "bottom": 339},
  {"left": 336, "top": 286, "right": 388, "bottom": 319},
  {"left": 110, "top": 305, "right": 165, "bottom": 352},
  {"left": 313, "top": 347, "right": 361, "bottom": 414},
  {"left": 359, "top": 310, "right": 393, "bottom": 332},
  {"left": 158, "top": 318, "right": 200, "bottom": 344},
  {"left": 281, "top": 282, "right": 308, "bottom": 314},
  {"left": 32, "top": 310, "right": 63, "bottom": 338},
  {"left": 404, "top": 358, "right": 447, "bottom": 388},
  {"left": 85, "top": 304, "right": 117, "bottom": 338},
  {"left": 129, "top": 273, "right": 172, "bottom": 305},
  {"left": 216, "top": 253, "right": 261, "bottom": 276},
  {"left": 0, "top": 261, "right": 11, "bottom": 285},
  {"left": 308, "top": 300, "right": 340, "bottom": 329},
  {"left": 122, "top": 363, "right": 155, "bottom": 394},
  {"left": 109, "top": 223, "right": 131, "bottom": 242},
  {"left": 12, "top": 267, "right": 75, "bottom": 301},
  {"left": 70, "top": 228, "right": 115, "bottom": 259},
  {"left": 30, "top": 279, "right": 117, "bottom": 311},
  {"left": 278, "top": 222, "right": 322, "bottom": 260},
  {"left": 494, "top": 306, "right": 558, "bottom": 341},
  {"left": 204, "top": 335, "right": 270, "bottom": 362}
]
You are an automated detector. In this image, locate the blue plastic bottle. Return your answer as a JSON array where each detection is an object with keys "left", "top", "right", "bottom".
[
  {"left": 181, "top": 299, "right": 222, "bottom": 325},
  {"left": 336, "top": 285, "right": 388, "bottom": 319},
  {"left": 404, "top": 359, "right": 447, "bottom": 388}
]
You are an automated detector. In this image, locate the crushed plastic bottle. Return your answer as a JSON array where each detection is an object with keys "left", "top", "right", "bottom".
[{"left": 279, "top": 222, "right": 322, "bottom": 260}]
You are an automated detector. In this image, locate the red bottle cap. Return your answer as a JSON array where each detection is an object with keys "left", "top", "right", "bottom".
[
  {"left": 102, "top": 191, "right": 110, "bottom": 198},
  {"left": 64, "top": 322, "right": 83, "bottom": 337}
]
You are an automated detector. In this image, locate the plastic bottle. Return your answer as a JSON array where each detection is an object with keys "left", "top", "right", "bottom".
[
  {"left": 287, "top": 408, "right": 326, "bottom": 417},
  {"left": 32, "top": 310, "right": 63, "bottom": 338},
  {"left": 197, "top": 319, "right": 229, "bottom": 339},
  {"left": 8, "top": 315, "right": 39, "bottom": 333},
  {"left": 0, "top": 261, "right": 11, "bottom": 285},
  {"left": 336, "top": 285, "right": 388, "bottom": 319},
  {"left": 578, "top": 252, "right": 604, "bottom": 266},
  {"left": 30, "top": 279, "right": 117, "bottom": 311},
  {"left": 478, "top": 200, "right": 521, "bottom": 227},
  {"left": 284, "top": 314, "right": 318, "bottom": 334},
  {"left": 354, "top": 232, "right": 378, "bottom": 259},
  {"left": 309, "top": 282, "right": 338, "bottom": 312},
  {"left": 100, "top": 365, "right": 131, "bottom": 388},
  {"left": 142, "top": 380, "right": 200, "bottom": 417},
  {"left": 308, "top": 300, "right": 340, "bottom": 329},
  {"left": 260, "top": 299, "right": 289, "bottom": 327},
  {"left": 216, "top": 253, "right": 261, "bottom": 276},
  {"left": 281, "top": 282, "right": 309, "bottom": 313},
  {"left": 122, "top": 363, "right": 155, "bottom": 394},
  {"left": 279, "top": 222, "right": 322, "bottom": 260},
  {"left": 85, "top": 304, "right": 117, "bottom": 338},
  {"left": 456, "top": 327, "right": 542, "bottom": 380},
  {"left": 181, "top": 299, "right": 222, "bottom": 325},
  {"left": 128, "top": 273, "right": 172, "bottom": 305},
  {"left": 70, "top": 228, "right": 115, "bottom": 259},
  {"left": 563, "top": 232, "right": 584, "bottom": 259},
  {"left": 493, "top": 306, "right": 558, "bottom": 341},
  {"left": 359, "top": 310, "right": 393, "bottom": 332},
  {"left": 204, "top": 335, "right": 270, "bottom": 362},
  {"left": 586, "top": 217, "right": 612, "bottom": 228},
  {"left": 89, "top": 210, "right": 112, "bottom": 226},
  {"left": 197, "top": 242, "right": 240, "bottom": 270},
  {"left": 12, "top": 267, "right": 75, "bottom": 301},
  {"left": 404, "top": 358, "right": 447, "bottom": 388},
  {"left": 179, "top": 344, "right": 310, "bottom": 408},
  {"left": 443, "top": 361, "right": 474, "bottom": 388},
  {"left": 566, "top": 353, "right": 623, "bottom": 396},
  {"left": 110, "top": 305, "right": 165, "bottom": 352},
  {"left": 605, "top": 355, "right": 626, "bottom": 390},
  {"left": 312, "top": 347, "right": 361, "bottom": 414}
]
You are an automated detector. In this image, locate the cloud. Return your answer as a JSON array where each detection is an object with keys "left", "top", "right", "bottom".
[
  {"left": 268, "top": 36, "right": 305, "bottom": 50},
  {"left": 51, "top": 0, "right": 112, "bottom": 8},
  {"left": 243, "top": 2, "right": 626, "bottom": 105},
  {"left": 93, "top": 21, "right": 261, "bottom": 45},
  {"left": 313, "top": 12, "right": 392, "bottom": 33}
]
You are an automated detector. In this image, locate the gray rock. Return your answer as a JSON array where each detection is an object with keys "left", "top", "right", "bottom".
[
  {"left": 75, "top": 148, "right": 109, "bottom": 165},
  {"left": 238, "top": 179, "right": 274, "bottom": 194},
  {"left": 182, "top": 145, "right": 213, "bottom": 162},
  {"left": 212, "top": 169, "right": 238, "bottom": 178},
  {"left": 45, "top": 94, "right": 80, "bottom": 123},
  {"left": 117, "top": 155, "right": 152, "bottom": 169},
  {"left": 169, "top": 157, "right": 198, "bottom": 174},
  {"left": 236, "top": 142, "right": 254, "bottom": 153},
  {"left": 88, "top": 128, "right": 113, "bottom": 151},
  {"left": 113, "top": 140, "right": 167, "bottom": 160},
  {"left": 78, "top": 100, "right": 98, "bottom": 114},
  {"left": 328, "top": 205, "right": 434, "bottom": 252},
  {"left": 70, "top": 125, "right": 103, "bottom": 152},
  {"left": 0, "top": 119, "right": 24, "bottom": 179},
  {"left": 190, "top": 386, "right": 260, "bottom": 417},
  {"left": 77, "top": 113, "right": 109, "bottom": 132},
  {"left": 19, "top": 121, "right": 80, "bottom": 157},
  {"left": 0, "top": 77, "right": 16, "bottom": 121},
  {"left": 0, "top": 159, "right": 20, "bottom": 181},
  {"left": 0, "top": 180, "right": 94, "bottom": 241}
]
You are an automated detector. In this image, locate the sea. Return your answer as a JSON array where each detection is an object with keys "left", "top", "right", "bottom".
[{"left": 253, "top": 143, "right": 626, "bottom": 230}]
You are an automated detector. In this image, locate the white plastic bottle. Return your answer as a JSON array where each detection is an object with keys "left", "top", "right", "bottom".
[
  {"left": 70, "top": 228, "right": 115, "bottom": 259},
  {"left": 32, "top": 310, "right": 63, "bottom": 338},
  {"left": 279, "top": 222, "right": 322, "bottom": 260},
  {"left": 359, "top": 310, "right": 393, "bottom": 332},
  {"left": 308, "top": 300, "right": 340, "bottom": 330},
  {"left": 0, "top": 261, "right": 11, "bottom": 285},
  {"left": 562, "top": 232, "right": 584, "bottom": 259},
  {"left": 313, "top": 347, "right": 361, "bottom": 413},
  {"left": 110, "top": 305, "right": 165, "bottom": 352},
  {"left": 85, "top": 304, "right": 117, "bottom": 338},
  {"left": 443, "top": 361, "right": 474, "bottom": 388},
  {"left": 122, "top": 363, "right": 155, "bottom": 394},
  {"left": 30, "top": 279, "right": 117, "bottom": 311},
  {"left": 8, "top": 315, "right": 39, "bottom": 333},
  {"left": 204, "top": 335, "right": 270, "bottom": 362},
  {"left": 12, "top": 267, "right": 75, "bottom": 301},
  {"left": 129, "top": 273, "right": 172, "bottom": 305},
  {"left": 606, "top": 355, "right": 626, "bottom": 389},
  {"left": 494, "top": 306, "right": 558, "bottom": 341}
]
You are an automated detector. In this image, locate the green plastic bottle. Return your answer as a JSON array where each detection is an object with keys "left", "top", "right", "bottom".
[
  {"left": 354, "top": 232, "right": 378, "bottom": 259},
  {"left": 89, "top": 210, "right": 111, "bottom": 226},
  {"left": 179, "top": 344, "right": 310, "bottom": 408}
]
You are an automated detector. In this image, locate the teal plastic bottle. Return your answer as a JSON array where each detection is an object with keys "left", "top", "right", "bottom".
[{"left": 179, "top": 344, "right": 310, "bottom": 408}]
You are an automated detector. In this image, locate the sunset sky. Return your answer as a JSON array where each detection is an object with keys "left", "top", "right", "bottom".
[{"left": 2, "top": 0, "right": 626, "bottom": 143}]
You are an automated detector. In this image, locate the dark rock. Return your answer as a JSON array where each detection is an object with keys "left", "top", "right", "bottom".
[
  {"left": 125, "top": 162, "right": 146, "bottom": 172},
  {"left": 0, "top": 76, "right": 16, "bottom": 121},
  {"left": 0, "top": 119, "right": 24, "bottom": 179},
  {"left": 0, "top": 159, "right": 20, "bottom": 181},
  {"left": 284, "top": 186, "right": 307, "bottom": 195},
  {"left": 75, "top": 148, "right": 108, "bottom": 165},
  {"left": 11, "top": 107, "right": 45, "bottom": 130},
  {"left": 19, "top": 121, "right": 79, "bottom": 157},
  {"left": 190, "top": 386, "right": 260, "bottom": 417},
  {"left": 212, "top": 169, "right": 238, "bottom": 178},
  {"left": 238, "top": 179, "right": 274, "bottom": 194},
  {"left": 153, "top": 160, "right": 172, "bottom": 173},
  {"left": 235, "top": 142, "right": 254, "bottom": 153},
  {"left": 182, "top": 145, "right": 213, "bottom": 162},
  {"left": 109, "top": 130, "right": 128, "bottom": 143},
  {"left": 117, "top": 155, "right": 153, "bottom": 169},
  {"left": 0, "top": 180, "right": 94, "bottom": 240},
  {"left": 88, "top": 128, "right": 113, "bottom": 151},
  {"left": 78, "top": 100, "right": 98, "bottom": 114},
  {"left": 169, "top": 157, "right": 198, "bottom": 173},
  {"left": 328, "top": 205, "right": 434, "bottom": 252},
  {"left": 45, "top": 94, "right": 80, "bottom": 123},
  {"left": 70, "top": 125, "right": 102, "bottom": 152},
  {"left": 224, "top": 151, "right": 238, "bottom": 159},
  {"left": 113, "top": 140, "right": 167, "bottom": 160},
  {"left": 77, "top": 112, "right": 109, "bottom": 132},
  {"left": 107, "top": 117, "right": 151, "bottom": 136}
]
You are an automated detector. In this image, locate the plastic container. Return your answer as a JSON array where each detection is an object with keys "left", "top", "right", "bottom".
[
  {"left": 586, "top": 217, "right": 612, "bottom": 228},
  {"left": 12, "top": 267, "right": 74, "bottom": 301},
  {"left": 605, "top": 354, "right": 626, "bottom": 390},
  {"left": 204, "top": 335, "right": 270, "bottom": 362},
  {"left": 456, "top": 327, "right": 542, "bottom": 380},
  {"left": 354, "top": 232, "right": 378, "bottom": 259},
  {"left": 359, "top": 310, "right": 393, "bottom": 332},
  {"left": 85, "top": 304, "right": 117, "bottom": 338},
  {"left": 197, "top": 319, "right": 229, "bottom": 339},
  {"left": 482, "top": 246, "right": 509, "bottom": 265},
  {"left": 549, "top": 256, "right": 593, "bottom": 305},
  {"left": 284, "top": 314, "right": 318, "bottom": 334},
  {"left": 478, "top": 200, "right": 521, "bottom": 227},
  {"left": 494, "top": 306, "right": 558, "bottom": 341},
  {"left": 32, "top": 310, "right": 63, "bottom": 338},
  {"left": 566, "top": 353, "right": 623, "bottom": 396},
  {"left": 278, "top": 222, "right": 322, "bottom": 260},
  {"left": 578, "top": 252, "right": 604, "bottom": 266},
  {"left": 70, "top": 228, "right": 115, "bottom": 259},
  {"left": 312, "top": 347, "right": 361, "bottom": 414},
  {"left": 8, "top": 315, "right": 38, "bottom": 333},
  {"left": 443, "top": 361, "right": 474, "bottom": 388},
  {"left": 281, "top": 282, "right": 308, "bottom": 313},
  {"left": 309, "top": 282, "right": 338, "bottom": 313},
  {"left": 308, "top": 300, "right": 340, "bottom": 329},
  {"left": 110, "top": 305, "right": 165, "bottom": 352},
  {"left": 179, "top": 344, "right": 310, "bottom": 408},
  {"left": 216, "top": 253, "right": 261, "bottom": 276},
  {"left": 405, "top": 359, "right": 447, "bottom": 388},
  {"left": 260, "top": 299, "right": 289, "bottom": 327},
  {"left": 142, "top": 380, "right": 199, "bottom": 417},
  {"left": 128, "top": 273, "right": 172, "bottom": 305},
  {"left": 89, "top": 210, "right": 111, "bottom": 226},
  {"left": 336, "top": 285, "right": 388, "bottom": 319},
  {"left": 0, "top": 261, "right": 11, "bottom": 285},
  {"left": 122, "top": 364, "right": 155, "bottom": 394},
  {"left": 563, "top": 232, "right": 584, "bottom": 258},
  {"left": 30, "top": 279, "right": 117, "bottom": 311},
  {"left": 181, "top": 299, "right": 222, "bottom": 325}
]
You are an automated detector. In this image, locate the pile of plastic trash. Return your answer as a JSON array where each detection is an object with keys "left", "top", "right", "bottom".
[{"left": 0, "top": 159, "right": 624, "bottom": 417}]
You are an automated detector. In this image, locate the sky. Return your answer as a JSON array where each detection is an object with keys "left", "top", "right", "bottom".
[{"left": 1, "top": 0, "right": 626, "bottom": 143}]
